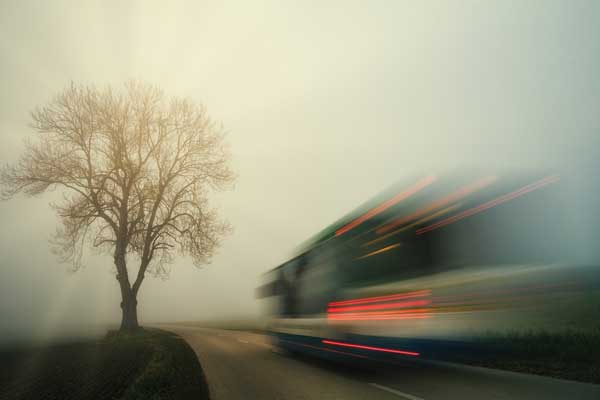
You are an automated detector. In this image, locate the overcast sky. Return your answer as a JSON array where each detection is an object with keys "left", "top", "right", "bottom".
[{"left": 1, "top": 0, "right": 599, "bottom": 343}]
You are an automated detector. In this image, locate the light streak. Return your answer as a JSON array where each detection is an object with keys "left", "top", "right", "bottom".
[
  {"left": 328, "top": 311, "right": 431, "bottom": 320},
  {"left": 416, "top": 175, "right": 559, "bottom": 235},
  {"left": 376, "top": 176, "right": 497, "bottom": 235},
  {"left": 327, "top": 299, "right": 430, "bottom": 313},
  {"left": 322, "top": 340, "right": 420, "bottom": 356},
  {"left": 357, "top": 242, "right": 401, "bottom": 259},
  {"left": 279, "top": 339, "right": 371, "bottom": 359},
  {"left": 328, "top": 291, "right": 432, "bottom": 320},
  {"left": 336, "top": 176, "right": 436, "bottom": 236},
  {"left": 364, "top": 203, "right": 462, "bottom": 247},
  {"left": 328, "top": 290, "right": 430, "bottom": 307},
  {"left": 328, "top": 308, "right": 430, "bottom": 317},
  {"left": 328, "top": 314, "right": 430, "bottom": 320}
]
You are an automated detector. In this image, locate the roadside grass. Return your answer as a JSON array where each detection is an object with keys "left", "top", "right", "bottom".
[
  {"left": 470, "top": 329, "right": 600, "bottom": 383},
  {"left": 117, "top": 329, "right": 209, "bottom": 400},
  {"left": 0, "top": 328, "right": 209, "bottom": 400}
]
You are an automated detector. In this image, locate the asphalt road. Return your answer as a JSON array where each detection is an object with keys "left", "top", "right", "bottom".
[{"left": 160, "top": 325, "right": 600, "bottom": 400}]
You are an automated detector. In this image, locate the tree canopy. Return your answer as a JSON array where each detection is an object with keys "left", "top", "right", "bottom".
[{"left": 1, "top": 81, "right": 235, "bottom": 329}]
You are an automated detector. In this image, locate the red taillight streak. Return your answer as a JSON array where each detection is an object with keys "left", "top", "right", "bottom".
[
  {"left": 328, "top": 299, "right": 429, "bottom": 313},
  {"left": 279, "top": 339, "right": 371, "bottom": 359},
  {"left": 328, "top": 308, "right": 431, "bottom": 317},
  {"left": 328, "top": 314, "right": 430, "bottom": 320},
  {"left": 416, "top": 175, "right": 559, "bottom": 235},
  {"left": 377, "top": 176, "right": 497, "bottom": 235},
  {"left": 335, "top": 176, "right": 436, "bottom": 237},
  {"left": 328, "top": 290, "right": 430, "bottom": 307},
  {"left": 322, "top": 340, "right": 420, "bottom": 356},
  {"left": 328, "top": 308, "right": 430, "bottom": 317}
]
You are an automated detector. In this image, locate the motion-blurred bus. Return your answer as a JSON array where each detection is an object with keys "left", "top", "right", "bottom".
[{"left": 257, "top": 171, "right": 600, "bottom": 364}]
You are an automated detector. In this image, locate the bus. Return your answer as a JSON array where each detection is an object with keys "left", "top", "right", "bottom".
[{"left": 257, "top": 171, "right": 600, "bottom": 364}]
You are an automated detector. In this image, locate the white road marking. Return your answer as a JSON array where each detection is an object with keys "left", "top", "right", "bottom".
[
  {"left": 237, "top": 339, "right": 249, "bottom": 344},
  {"left": 369, "top": 383, "right": 425, "bottom": 400}
]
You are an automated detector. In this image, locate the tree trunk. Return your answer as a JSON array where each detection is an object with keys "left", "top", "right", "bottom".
[
  {"left": 120, "top": 290, "right": 139, "bottom": 331},
  {"left": 114, "top": 246, "right": 140, "bottom": 332}
]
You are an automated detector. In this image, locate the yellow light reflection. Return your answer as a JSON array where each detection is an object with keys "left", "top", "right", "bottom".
[{"left": 357, "top": 242, "right": 401, "bottom": 259}]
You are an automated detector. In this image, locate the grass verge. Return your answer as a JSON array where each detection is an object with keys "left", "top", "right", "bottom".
[
  {"left": 117, "top": 328, "right": 209, "bottom": 400},
  {"left": 0, "top": 328, "right": 209, "bottom": 400},
  {"left": 467, "top": 329, "right": 600, "bottom": 383}
]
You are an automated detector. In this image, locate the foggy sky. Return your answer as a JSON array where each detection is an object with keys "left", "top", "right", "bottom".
[{"left": 1, "top": 0, "right": 599, "bottom": 343}]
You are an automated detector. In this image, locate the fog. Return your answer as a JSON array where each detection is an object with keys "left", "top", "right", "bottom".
[{"left": 0, "top": 0, "right": 599, "bottom": 344}]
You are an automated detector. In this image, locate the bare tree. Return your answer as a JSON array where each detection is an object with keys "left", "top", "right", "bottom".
[{"left": 1, "top": 82, "right": 234, "bottom": 331}]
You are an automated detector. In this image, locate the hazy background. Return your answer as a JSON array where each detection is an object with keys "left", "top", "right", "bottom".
[{"left": 1, "top": 0, "right": 598, "bottom": 343}]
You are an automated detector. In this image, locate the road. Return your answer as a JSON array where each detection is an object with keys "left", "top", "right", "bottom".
[{"left": 160, "top": 325, "right": 600, "bottom": 400}]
